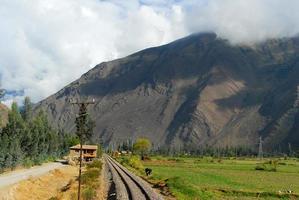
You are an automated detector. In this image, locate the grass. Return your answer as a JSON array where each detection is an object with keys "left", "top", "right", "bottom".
[
  {"left": 81, "top": 160, "right": 102, "bottom": 200},
  {"left": 139, "top": 156, "right": 299, "bottom": 200}
]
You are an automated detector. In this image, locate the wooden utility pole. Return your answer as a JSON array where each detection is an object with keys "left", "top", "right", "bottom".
[
  {"left": 258, "top": 136, "right": 263, "bottom": 160},
  {"left": 71, "top": 99, "right": 95, "bottom": 200}
]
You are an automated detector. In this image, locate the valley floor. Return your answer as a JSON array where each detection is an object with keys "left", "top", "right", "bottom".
[{"left": 140, "top": 156, "right": 299, "bottom": 200}]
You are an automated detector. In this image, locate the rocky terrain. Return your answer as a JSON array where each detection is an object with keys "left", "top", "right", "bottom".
[{"left": 34, "top": 33, "right": 299, "bottom": 151}]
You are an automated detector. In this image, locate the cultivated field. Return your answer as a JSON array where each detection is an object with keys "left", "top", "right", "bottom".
[{"left": 142, "top": 156, "right": 299, "bottom": 200}]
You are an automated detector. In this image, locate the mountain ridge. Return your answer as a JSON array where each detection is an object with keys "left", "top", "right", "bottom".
[{"left": 34, "top": 33, "right": 299, "bottom": 151}]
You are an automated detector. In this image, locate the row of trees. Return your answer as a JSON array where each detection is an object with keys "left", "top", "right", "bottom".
[
  {"left": 110, "top": 139, "right": 298, "bottom": 158},
  {"left": 108, "top": 139, "right": 255, "bottom": 157},
  {"left": 0, "top": 97, "right": 78, "bottom": 172}
]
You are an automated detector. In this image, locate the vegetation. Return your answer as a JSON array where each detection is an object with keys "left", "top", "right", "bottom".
[
  {"left": 113, "top": 138, "right": 298, "bottom": 158},
  {"left": 255, "top": 160, "right": 279, "bottom": 172},
  {"left": 82, "top": 187, "right": 96, "bottom": 200},
  {"left": 140, "top": 156, "right": 299, "bottom": 200},
  {"left": 0, "top": 98, "right": 77, "bottom": 172},
  {"left": 81, "top": 159, "right": 102, "bottom": 200},
  {"left": 119, "top": 155, "right": 144, "bottom": 171},
  {"left": 0, "top": 88, "right": 5, "bottom": 99},
  {"left": 133, "top": 137, "right": 152, "bottom": 160}
]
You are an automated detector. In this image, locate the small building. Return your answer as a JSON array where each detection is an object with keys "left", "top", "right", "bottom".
[{"left": 69, "top": 144, "right": 98, "bottom": 161}]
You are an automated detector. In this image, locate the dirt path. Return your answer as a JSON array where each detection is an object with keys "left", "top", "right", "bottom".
[
  {"left": 0, "top": 165, "right": 77, "bottom": 200},
  {"left": 0, "top": 162, "right": 66, "bottom": 189}
]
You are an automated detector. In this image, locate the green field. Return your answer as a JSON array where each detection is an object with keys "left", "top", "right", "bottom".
[{"left": 141, "top": 157, "right": 299, "bottom": 200}]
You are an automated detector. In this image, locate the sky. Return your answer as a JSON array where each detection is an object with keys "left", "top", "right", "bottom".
[{"left": 1, "top": 0, "right": 299, "bottom": 106}]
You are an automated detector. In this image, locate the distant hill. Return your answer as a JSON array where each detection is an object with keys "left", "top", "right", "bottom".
[
  {"left": 0, "top": 103, "right": 8, "bottom": 127},
  {"left": 34, "top": 33, "right": 299, "bottom": 151}
]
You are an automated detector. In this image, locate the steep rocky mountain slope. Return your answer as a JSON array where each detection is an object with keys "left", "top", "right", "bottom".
[{"left": 34, "top": 33, "right": 299, "bottom": 151}]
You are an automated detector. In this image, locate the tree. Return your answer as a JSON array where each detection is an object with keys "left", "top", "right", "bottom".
[
  {"left": 0, "top": 133, "right": 9, "bottom": 172},
  {"left": 0, "top": 87, "right": 5, "bottom": 127},
  {"left": 86, "top": 116, "right": 96, "bottom": 143},
  {"left": 10, "top": 136, "right": 23, "bottom": 169},
  {"left": 21, "top": 97, "right": 32, "bottom": 122},
  {"left": 75, "top": 110, "right": 95, "bottom": 144},
  {"left": 0, "top": 97, "right": 74, "bottom": 172},
  {"left": 133, "top": 138, "right": 152, "bottom": 160},
  {"left": 0, "top": 89, "right": 5, "bottom": 100},
  {"left": 4, "top": 102, "right": 25, "bottom": 137}
]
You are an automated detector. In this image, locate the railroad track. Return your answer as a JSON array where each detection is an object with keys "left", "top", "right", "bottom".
[{"left": 104, "top": 154, "right": 164, "bottom": 200}]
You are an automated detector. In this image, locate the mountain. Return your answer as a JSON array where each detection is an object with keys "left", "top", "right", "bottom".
[{"left": 34, "top": 33, "right": 299, "bottom": 151}]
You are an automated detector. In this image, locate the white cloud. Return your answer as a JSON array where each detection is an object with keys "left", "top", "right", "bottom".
[
  {"left": 0, "top": 0, "right": 299, "bottom": 106},
  {"left": 184, "top": 0, "right": 299, "bottom": 43}
]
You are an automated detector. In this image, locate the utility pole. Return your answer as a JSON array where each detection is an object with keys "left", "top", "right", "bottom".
[
  {"left": 288, "top": 143, "right": 292, "bottom": 157},
  {"left": 71, "top": 99, "right": 95, "bottom": 200},
  {"left": 258, "top": 136, "right": 263, "bottom": 160}
]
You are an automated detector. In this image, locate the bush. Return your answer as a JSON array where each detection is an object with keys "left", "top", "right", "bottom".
[
  {"left": 81, "top": 160, "right": 102, "bottom": 191},
  {"left": 278, "top": 162, "right": 287, "bottom": 165},
  {"left": 142, "top": 155, "right": 151, "bottom": 161},
  {"left": 167, "top": 158, "right": 184, "bottom": 162},
  {"left": 128, "top": 156, "right": 143, "bottom": 170},
  {"left": 82, "top": 187, "right": 96, "bottom": 200},
  {"left": 255, "top": 160, "right": 278, "bottom": 172},
  {"left": 120, "top": 156, "right": 144, "bottom": 170},
  {"left": 86, "top": 160, "right": 102, "bottom": 170},
  {"left": 23, "top": 158, "right": 34, "bottom": 168},
  {"left": 155, "top": 156, "right": 164, "bottom": 160},
  {"left": 81, "top": 169, "right": 101, "bottom": 185},
  {"left": 255, "top": 165, "right": 266, "bottom": 171},
  {"left": 202, "top": 156, "right": 214, "bottom": 163}
]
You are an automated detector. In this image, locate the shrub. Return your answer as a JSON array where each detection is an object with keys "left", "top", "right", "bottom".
[
  {"left": 82, "top": 187, "right": 96, "bottom": 200},
  {"left": 202, "top": 156, "right": 214, "bottom": 163},
  {"left": 128, "top": 156, "right": 144, "bottom": 170},
  {"left": 255, "top": 165, "right": 266, "bottom": 171},
  {"left": 23, "top": 158, "right": 34, "bottom": 168},
  {"left": 167, "top": 158, "right": 184, "bottom": 162},
  {"left": 81, "top": 169, "right": 101, "bottom": 185},
  {"left": 155, "top": 156, "right": 164, "bottom": 160},
  {"left": 120, "top": 156, "right": 144, "bottom": 170},
  {"left": 255, "top": 160, "right": 278, "bottom": 172},
  {"left": 142, "top": 155, "right": 151, "bottom": 161},
  {"left": 278, "top": 162, "right": 287, "bottom": 165},
  {"left": 86, "top": 160, "right": 102, "bottom": 170},
  {"left": 46, "top": 156, "right": 57, "bottom": 162}
]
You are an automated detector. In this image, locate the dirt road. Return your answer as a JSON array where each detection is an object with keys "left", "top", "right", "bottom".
[{"left": 0, "top": 162, "right": 66, "bottom": 188}]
